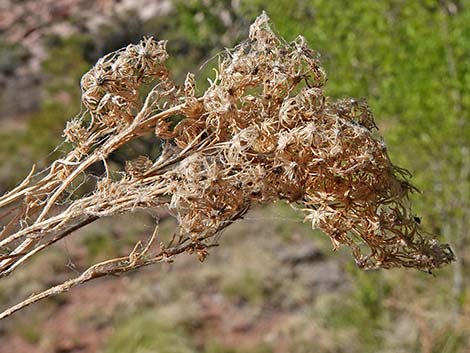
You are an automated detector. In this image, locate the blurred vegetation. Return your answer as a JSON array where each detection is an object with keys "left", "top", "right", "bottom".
[
  {"left": 325, "top": 266, "right": 391, "bottom": 352},
  {"left": 0, "top": 39, "right": 29, "bottom": 75},
  {"left": 103, "top": 311, "right": 274, "bottom": 353},
  {"left": 221, "top": 269, "right": 265, "bottom": 303},
  {"left": 0, "top": 0, "right": 469, "bottom": 352},
  {"left": 104, "top": 312, "right": 196, "bottom": 353},
  {"left": 0, "top": 34, "right": 90, "bottom": 188},
  {"left": 205, "top": 342, "right": 273, "bottom": 353}
]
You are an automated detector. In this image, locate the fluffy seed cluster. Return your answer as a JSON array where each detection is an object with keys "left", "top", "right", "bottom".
[
  {"left": 156, "top": 14, "right": 453, "bottom": 270},
  {"left": 0, "top": 13, "right": 454, "bottom": 318}
]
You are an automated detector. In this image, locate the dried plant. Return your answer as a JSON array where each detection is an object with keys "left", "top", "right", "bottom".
[{"left": 0, "top": 13, "right": 454, "bottom": 319}]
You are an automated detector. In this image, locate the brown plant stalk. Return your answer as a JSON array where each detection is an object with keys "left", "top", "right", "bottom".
[{"left": 0, "top": 13, "right": 454, "bottom": 319}]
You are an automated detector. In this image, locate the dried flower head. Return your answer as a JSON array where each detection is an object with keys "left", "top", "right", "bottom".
[{"left": 0, "top": 13, "right": 453, "bottom": 319}]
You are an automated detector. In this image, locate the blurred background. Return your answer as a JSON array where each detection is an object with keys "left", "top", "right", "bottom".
[{"left": 0, "top": 0, "right": 469, "bottom": 352}]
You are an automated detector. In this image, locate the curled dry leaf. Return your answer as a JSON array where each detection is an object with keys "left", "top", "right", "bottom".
[{"left": 0, "top": 12, "right": 454, "bottom": 319}]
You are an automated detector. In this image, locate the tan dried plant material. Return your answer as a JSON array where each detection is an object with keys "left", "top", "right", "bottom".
[{"left": 0, "top": 13, "right": 454, "bottom": 319}]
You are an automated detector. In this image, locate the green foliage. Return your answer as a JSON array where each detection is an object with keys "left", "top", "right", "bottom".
[
  {"left": 325, "top": 266, "right": 391, "bottom": 352},
  {"left": 25, "top": 34, "right": 91, "bottom": 157},
  {"left": 83, "top": 233, "right": 116, "bottom": 265},
  {"left": 14, "top": 320, "right": 41, "bottom": 345},
  {"left": 272, "top": 203, "right": 305, "bottom": 242},
  {"left": 430, "top": 329, "right": 467, "bottom": 353},
  {"left": 205, "top": 341, "right": 273, "bottom": 353},
  {"left": 173, "top": 0, "right": 242, "bottom": 48},
  {"left": 222, "top": 270, "right": 265, "bottom": 303},
  {"left": 349, "top": 267, "right": 391, "bottom": 321},
  {"left": 104, "top": 311, "right": 273, "bottom": 353},
  {"left": 42, "top": 34, "right": 91, "bottom": 94},
  {"left": 104, "top": 312, "right": 196, "bottom": 353},
  {"left": 0, "top": 34, "right": 92, "bottom": 186}
]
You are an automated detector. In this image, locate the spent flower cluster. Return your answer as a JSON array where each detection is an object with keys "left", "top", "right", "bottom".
[{"left": 0, "top": 13, "right": 454, "bottom": 319}]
